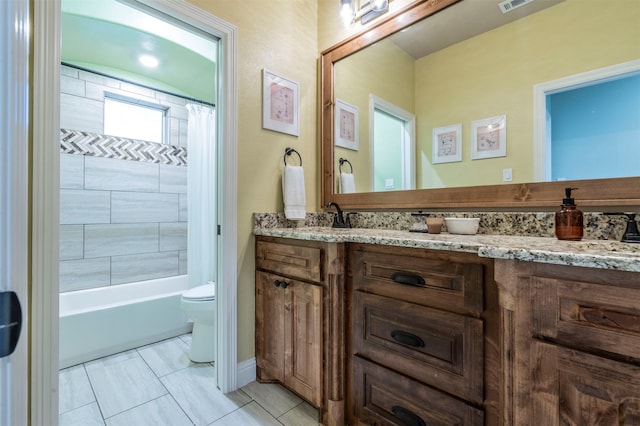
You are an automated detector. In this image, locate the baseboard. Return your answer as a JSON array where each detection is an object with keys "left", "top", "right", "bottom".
[{"left": 236, "top": 357, "right": 256, "bottom": 388}]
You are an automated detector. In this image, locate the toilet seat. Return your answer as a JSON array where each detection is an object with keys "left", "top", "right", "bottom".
[{"left": 182, "top": 284, "right": 215, "bottom": 301}]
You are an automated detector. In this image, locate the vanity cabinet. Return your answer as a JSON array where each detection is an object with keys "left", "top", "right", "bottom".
[
  {"left": 255, "top": 236, "right": 346, "bottom": 425},
  {"left": 346, "top": 244, "right": 499, "bottom": 425},
  {"left": 496, "top": 260, "right": 640, "bottom": 425}
]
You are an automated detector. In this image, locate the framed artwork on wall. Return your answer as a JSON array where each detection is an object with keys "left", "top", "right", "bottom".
[
  {"left": 471, "top": 114, "right": 507, "bottom": 160},
  {"left": 432, "top": 123, "right": 462, "bottom": 164},
  {"left": 334, "top": 99, "right": 359, "bottom": 151},
  {"left": 262, "top": 69, "right": 299, "bottom": 136}
]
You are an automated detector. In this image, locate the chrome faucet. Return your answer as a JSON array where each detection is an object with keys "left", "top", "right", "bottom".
[{"left": 326, "top": 202, "right": 352, "bottom": 228}]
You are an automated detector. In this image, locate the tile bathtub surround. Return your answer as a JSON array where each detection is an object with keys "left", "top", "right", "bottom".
[
  {"left": 58, "top": 335, "right": 320, "bottom": 426},
  {"left": 254, "top": 211, "right": 638, "bottom": 241},
  {"left": 59, "top": 66, "right": 194, "bottom": 293}
]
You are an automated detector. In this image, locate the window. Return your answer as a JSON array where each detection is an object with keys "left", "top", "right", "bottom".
[{"left": 104, "top": 94, "right": 166, "bottom": 143}]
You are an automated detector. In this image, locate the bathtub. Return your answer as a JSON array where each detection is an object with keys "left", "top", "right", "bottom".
[{"left": 59, "top": 275, "right": 192, "bottom": 369}]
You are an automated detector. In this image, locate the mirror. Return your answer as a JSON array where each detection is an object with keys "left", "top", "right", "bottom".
[{"left": 321, "top": 0, "right": 640, "bottom": 210}]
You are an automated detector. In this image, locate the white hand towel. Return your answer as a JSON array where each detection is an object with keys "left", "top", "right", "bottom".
[
  {"left": 282, "top": 165, "right": 306, "bottom": 220},
  {"left": 340, "top": 172, "right": 355, "bottom": 194}
]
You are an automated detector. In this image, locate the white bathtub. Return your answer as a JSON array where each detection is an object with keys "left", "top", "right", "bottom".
[{"left": 59, "top": 275, "right": 192, "bottom": 369}]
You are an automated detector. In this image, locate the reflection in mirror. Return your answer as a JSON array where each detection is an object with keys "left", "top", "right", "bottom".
[{"left": 331, "top": 0, "right": 640, "bottom": 194}]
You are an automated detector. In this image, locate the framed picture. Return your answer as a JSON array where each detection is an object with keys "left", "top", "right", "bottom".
[
  {"left": 262, "top": 69, "right": 299, "bottom": 136},
  {"left": 432, "top": 123, "right": 462, "bottom": 164},
  {"left": 334, "top": 99, "right": 359, "bottom": 151},
  {"left": 471, "top": 114, "right": 507, "bottom": 160}
]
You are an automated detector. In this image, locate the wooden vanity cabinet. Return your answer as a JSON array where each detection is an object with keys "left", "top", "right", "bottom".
[
  {"left": 255, "top": 236, "right": 346, "bottom": 425},
  {"left": 497, "top": 260, "right": 640, "bottom": 425},
  {"left": 346, "top": 244, "right": 500, "bottom": 426}
]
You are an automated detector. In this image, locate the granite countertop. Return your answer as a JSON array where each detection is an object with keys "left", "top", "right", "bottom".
[{"left": 254, "top": 227, "right": 640, "bottom": 273}]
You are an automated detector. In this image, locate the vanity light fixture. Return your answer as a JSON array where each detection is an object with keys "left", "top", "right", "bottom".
[
  {"left": 340, "top": 0, "right": 355, "bottom": 25},
  {"left": 139, "top": 54, "right": 159, "bottom": 68},
  {"left": 340, "top": 0, "right": 391, "bottom": 26}
]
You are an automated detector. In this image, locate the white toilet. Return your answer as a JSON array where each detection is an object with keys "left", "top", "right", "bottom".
[{"left": 181, "top": 282, "right": 216, "bottom": 362}]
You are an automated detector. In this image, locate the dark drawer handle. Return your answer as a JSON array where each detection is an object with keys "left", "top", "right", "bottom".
[
  {"left": 390, "top": 271, "right": 425, "bottom": 287},
  {"left": 391, "top": 330, "right": 425, "bottom": 348},
  {"left": 391, "top": 405, "right": 425, "bottom": 426}
]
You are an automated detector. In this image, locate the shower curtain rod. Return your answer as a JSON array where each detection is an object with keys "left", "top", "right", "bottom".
[{"left": 61, "top": 62, "right": 217, "bottom": 108}]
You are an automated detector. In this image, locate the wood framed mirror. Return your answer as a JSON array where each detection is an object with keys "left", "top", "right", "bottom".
[{"left": 320, "top": 0, "right": 640, "bottom": 211}]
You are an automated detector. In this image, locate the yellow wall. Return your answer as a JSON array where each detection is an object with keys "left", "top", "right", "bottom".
[
  {"left": 416, "top": 0, "right": 640, "bottom": 187},
  {"left": 334, "top": 38, "right": 415, "bottom": 192},
  {"left": 186, "top": 0, "right": 318, "bottom": 363},
  {"left": 184, "top": 0, "right": 638, "bottom": 364}
]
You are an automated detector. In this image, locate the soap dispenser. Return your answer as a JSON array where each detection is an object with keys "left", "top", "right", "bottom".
[{"left": 555, "top": 187, "right": 583, "bottom": 241}]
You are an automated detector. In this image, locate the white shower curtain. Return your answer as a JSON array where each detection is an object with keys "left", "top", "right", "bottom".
[{"left": 186, "top": 104, "right": 217, "bottom": 289}]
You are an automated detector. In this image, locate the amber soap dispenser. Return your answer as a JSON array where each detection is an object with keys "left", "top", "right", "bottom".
[{"left": 555, "top": 187, "right": 583, "bottom": 241}]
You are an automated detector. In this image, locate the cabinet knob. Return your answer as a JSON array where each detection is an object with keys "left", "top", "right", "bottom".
[{"left": 273, "top": 279, "right": 289, "bottom": 289}]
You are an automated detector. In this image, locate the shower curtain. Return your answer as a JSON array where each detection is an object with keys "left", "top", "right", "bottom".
[{"left": 186, "top": 104, "right": 217, "bottom": 289}]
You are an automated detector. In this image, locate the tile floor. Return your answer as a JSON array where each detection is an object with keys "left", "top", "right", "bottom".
[{"left": 59, "top": 334, "right": 320, "bottom": 425}]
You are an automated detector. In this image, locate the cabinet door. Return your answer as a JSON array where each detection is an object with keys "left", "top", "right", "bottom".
[
  {"left": 531, "top": 340, "right": 640, "bottom": 426},
  {"left": 285, "top": 279, "right": 323, "bottom": 406},
  {"left": 256, "top": 271, "right": 285, "bottom": 382}
]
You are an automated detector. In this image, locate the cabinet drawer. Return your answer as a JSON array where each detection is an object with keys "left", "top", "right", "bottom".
[
  {"left": 531, "top": 276, "right": 640, "bottom": 361},
  {"left": 352, "top": 249, "right": 483, "bottom": 315},
  {"left": 353, "top": 291, "right": 484, "bottom": 403},
  {"left": 353, "top": 356, "right": 484, "bottom": 426},
  {"left": 531, "top": 340, "right": 640, "bottom": 426},
  {"left": 256, "top": 240, "right": 322, "bottom": 282}
]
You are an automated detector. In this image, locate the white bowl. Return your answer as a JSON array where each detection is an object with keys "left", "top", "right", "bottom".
[{"left": 444, "top": 217, "right": 480, "bottom": 235}]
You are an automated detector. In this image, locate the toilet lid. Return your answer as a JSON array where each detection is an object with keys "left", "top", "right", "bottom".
[{"left": 183, "top": 283, "right": 216, "bottom": 301}]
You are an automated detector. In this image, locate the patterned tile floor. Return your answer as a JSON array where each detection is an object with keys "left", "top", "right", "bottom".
[{"left": 59, "top": 334, "right": 319, "bottom": 425}]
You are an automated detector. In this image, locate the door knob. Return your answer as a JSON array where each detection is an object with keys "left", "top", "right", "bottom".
[{"left": 0, "top": 291, "right": 22, "bottom": 358}]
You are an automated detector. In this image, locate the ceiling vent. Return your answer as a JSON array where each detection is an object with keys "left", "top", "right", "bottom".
[{"left": 498, "top": 0, "right": 535, "bottom": 13}]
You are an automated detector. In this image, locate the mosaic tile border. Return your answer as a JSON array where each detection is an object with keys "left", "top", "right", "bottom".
[{"left": 60, "top": 129, "right": 187, "bottom": 166}]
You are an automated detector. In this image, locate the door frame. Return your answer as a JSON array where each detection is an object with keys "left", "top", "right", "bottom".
[
  {"left": 32, "top": 0, "right": 238, "bottom": 423},
  {"left": 369, "top": 94, "right": 416, "bottom": 191},
  {"left": 1, "top": 0, "right": 30, "bottom": 424},
  {"left": 532, "top": 59, "right": 640, "bottom": 182}
]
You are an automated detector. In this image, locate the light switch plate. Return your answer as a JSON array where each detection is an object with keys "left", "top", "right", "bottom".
[{"left": 503, "top": 168, "right": 513, "bottom": 182}]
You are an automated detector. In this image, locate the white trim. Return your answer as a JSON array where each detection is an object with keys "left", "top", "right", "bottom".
[
  {"left": 533, "top": 59, "right": 640, "bottom": 181},
  {"left": 121, "top": 0, "right": 239, "bottom": 393},
  {"left": 32, "top": 1, "right": 61, "bottom": 425},
  {"left": 369, "top": 94, "right": 416, "bottom": 191},
  {"left": 1, "top": 0, "right": 30, "bottom": 424},
  {"left": 32, "top": 2, "right": 238, "bottom": 424},
  {"left": 236, "top": 357, "right": 257, "bottom": 388}
]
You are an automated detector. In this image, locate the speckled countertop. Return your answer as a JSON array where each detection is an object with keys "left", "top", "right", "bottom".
[{"left": 254, "top": 226, "right": 640, "bottom": 273}]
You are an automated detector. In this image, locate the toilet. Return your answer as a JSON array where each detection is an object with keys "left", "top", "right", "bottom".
[{"left": 180, "top": 282, "right": 216, "bottom": 362}]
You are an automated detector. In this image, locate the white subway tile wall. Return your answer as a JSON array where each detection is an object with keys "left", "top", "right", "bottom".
[{"left": 59, "top": 65, "right": 189, "bottom": 292}]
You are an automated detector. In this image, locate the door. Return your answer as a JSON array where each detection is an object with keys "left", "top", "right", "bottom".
[
  {"left": 0, "top": 0, "right": 29, "bottom": 424},
  {"left": 285, "top": 279, "right": 322, "bottom": 406},
  {"left": 255, "top": 271, "right": 285, "bottom": 382},
  {"left": 370, "top": 95, "right": 416, "bottom": 192}
]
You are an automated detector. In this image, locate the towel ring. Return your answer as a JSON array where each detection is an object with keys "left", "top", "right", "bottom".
[
  {"left": 284, "top": 147, "right": 302, "bottom": 166},
  {"left": 339, "top": 158, "right": 353, "bottom": 173}
]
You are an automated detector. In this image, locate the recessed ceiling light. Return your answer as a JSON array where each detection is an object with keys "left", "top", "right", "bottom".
[{"left": 139, "top": 54, "right": 159, "bottom": 68}]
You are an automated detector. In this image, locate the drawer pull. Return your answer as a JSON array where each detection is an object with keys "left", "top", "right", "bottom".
[
  {"left": 391, "top": 330, "right": 425, "bottom": 348},
  {"left": 390, "top": 271, "right": 425, "bottom": 287},
  {"left": 391, "top": 405, "right": 425, "bottom": 426}
]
